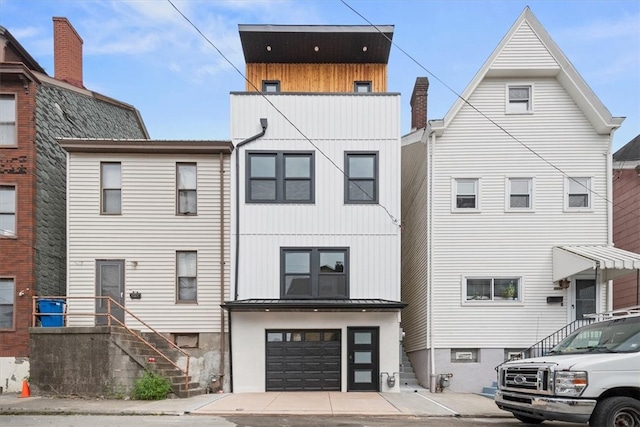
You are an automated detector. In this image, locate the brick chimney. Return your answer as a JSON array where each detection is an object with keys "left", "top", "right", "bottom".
[
  {"left": 410, "top": 77, "right": 429, "bottom": 130},
  {"left": 53, "top": 17, "right": 83, "bottom": 88}
]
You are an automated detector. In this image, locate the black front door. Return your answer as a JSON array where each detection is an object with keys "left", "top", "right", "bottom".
[
  {"left": 575, "top": 279, "right": 596, "bottom": 320},
  {"left": 347, "top": 327, "right": 379, "bottom": 391}
]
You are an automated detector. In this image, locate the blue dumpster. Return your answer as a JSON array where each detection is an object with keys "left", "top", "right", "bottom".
[{"left": 37, "top": 299, "right": 65, "bottom": 327}]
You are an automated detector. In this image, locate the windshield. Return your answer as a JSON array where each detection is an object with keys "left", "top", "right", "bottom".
[{"left": 550, "top": 316, "right": 640, "bottom": 355}]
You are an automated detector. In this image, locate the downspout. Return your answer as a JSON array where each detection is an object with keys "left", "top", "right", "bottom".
[
  {"left": 606, "top": 129, "right": 615, "bottom": 311},
  {"left": 428, "top": 129, "right": 436, "bottom": 392},
  {"left": 219, "top": 152, "right": 226, "bottom": 390},
  {"left": 229, "top": 118, "right": 267, "bottom": 393}
]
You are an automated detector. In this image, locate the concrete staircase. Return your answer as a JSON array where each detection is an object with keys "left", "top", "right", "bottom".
[
  {"left": 399, "top": 346, "right": 427, "bottom": 391},
  {"left": 480, "top": 381, "right": 498, "bottom": 399},
  {"left": 110, "top": 327, "right": 205, "bottom": 398}
]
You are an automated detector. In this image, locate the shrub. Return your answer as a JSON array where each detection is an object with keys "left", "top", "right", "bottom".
[{"left": 131, "top": 371, "right": 172, "bottom": 400}]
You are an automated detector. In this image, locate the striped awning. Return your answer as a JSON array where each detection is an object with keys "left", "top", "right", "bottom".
[{"left": 553, "top": 246, "right": 640, "bottom": 282}]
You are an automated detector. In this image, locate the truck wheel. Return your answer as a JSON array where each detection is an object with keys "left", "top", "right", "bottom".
[
  {"left": 513, "top": 414, "right": 544, "bottom": 424},
  {"left": 590, "top": 396, "right": 640, "bottom": 427}
]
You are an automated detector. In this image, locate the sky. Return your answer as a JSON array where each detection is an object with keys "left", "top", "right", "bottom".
[{"left": 1, "top": 0, "right": 638, "bottom": 151}]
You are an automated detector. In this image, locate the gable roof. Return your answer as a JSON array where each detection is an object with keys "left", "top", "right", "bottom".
[
  {"left": 613, "top": 134, "right": 640, "bottom": 161},
  {"left": 430, "top": 7, "right": 624, "bottom": 136},
  {"left": 0, "top": 25, "right": 46, "bottom": 73}
]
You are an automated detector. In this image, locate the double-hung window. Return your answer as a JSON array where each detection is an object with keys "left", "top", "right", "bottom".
[
  {"left": 566, "top": 177, "right": 591, "bottom": 209},
  {"left": 176, "top": 251, "right": 197, "bottom": 303},
  {"left": 101, "top": 162, "right": 121, "bottom": 214},
  {"left": 246, "top": 151, "right": 314, "bottom": 203},
  {"left": 0, "top": 278, "right": 14, "bottom": 329},
  {"left": 345, "top": 152, "right": 378, "bottom": 203},
  {"left": 177, "top": 163, "right": 197, "bottom": 215},
  {"left": 507, "top": 85, "right": 532, "bottom": 113},
  {"left": 507, "top": 178, "right": 532, "bottom": 210},
  {"left": 454, "top": 178, "right": 478, "bottom": 211},
  {"left": 282, "top": 248, "right": 348, "bottom": 299},
  {"left": 0, "top": 94, "right": 16, "bottom": 146},
  {"left": 0, "top": 186, "right": 16, "bottom": 237},
  {"left": 465, "top": 277, "right": 520, "bottom": 302}
]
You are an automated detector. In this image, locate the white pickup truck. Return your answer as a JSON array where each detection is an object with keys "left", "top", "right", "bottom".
[{"left": 495, "top": 314, "right": 640, "bottom": 426}]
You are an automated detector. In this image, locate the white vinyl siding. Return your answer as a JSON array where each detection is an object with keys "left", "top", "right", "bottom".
[
  {"left": 67, "top": 154, "right": 231, "bottom": 332},
  {"left": 490, "top": 22, "right": 560, "bottom": 72},
  {"left": 231, "top": 93, "right": 401, "bottom": 302},
  {"left": 429, "top": 77, "right": 609, "bottom": 349}
]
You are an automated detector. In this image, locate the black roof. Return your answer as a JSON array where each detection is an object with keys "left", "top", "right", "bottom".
[
  {"left": 239, "top": 25, "right": 394, "bottom": 64},
  {"left": 613, "top": 134, "right": 640, "bottom": 161},
  {"left": 222, "top": 298, "right": 406, "bottom": 312}
]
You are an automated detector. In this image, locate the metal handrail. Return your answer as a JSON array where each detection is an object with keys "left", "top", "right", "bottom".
[{"left": 32, "top": 296, "right": 191, "bottom": 393}]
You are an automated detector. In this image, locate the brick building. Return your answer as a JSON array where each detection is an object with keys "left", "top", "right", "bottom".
[{"left": 0, "top": 18, "right": 148, "bottom": 392}]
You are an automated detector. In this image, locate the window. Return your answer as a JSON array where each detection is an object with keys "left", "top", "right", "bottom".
[
  {"left": 465, "top": 277, "right": 520, "bottom": 302},
  {"left": 454, "top": 178, "right": 478, "bottom": 210},
  {"left": 354, "top": 81, "right": 372, "bottom": 93},
  {"left": 451, "top": 349, "right": 479, "bottom": 363},
  {"left": 177, "top": 251, "right": 197, "bottom": 302},
  {"left": 101, "top": 162, "right": 121, "bottom": 214},
  {"left": 0, "top": 186, "right": 16, "bottom": 237},
  {"left": 0, "top": 278, "right": 14, "bottom": 329},
  {"left": 0, "top": 94, "right": 16, "bottom": 146},
  {"left": 345, "top": 152, "right": 378, "bottom": 203},
  {"left": 508, "top": 178, "right": 532, "bottom": 209},
  {"left": 567, "top": 177, "right": 591, "bottom": 209},
  {"left": 507, "top": 85, "right": 532, "bottom": 113},
  {"left": 262, "top": 80, "right": 280, "bottom": 93},
  {"left": 177, "top": 163, "right": 197, "bottom": 214},
  {"left": 246, "top": 151, "right": 314, "bottom": 203},
  {"left": 281, "top": 248, "right": 348, "bottom": 299}
]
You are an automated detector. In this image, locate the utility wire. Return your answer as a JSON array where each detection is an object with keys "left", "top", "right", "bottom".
[
  {"left": 340, "top": 0, "right": 613, "bottom": 207},
  {"left": 167, "top": 0, "right": 400, "bottom": 227}
]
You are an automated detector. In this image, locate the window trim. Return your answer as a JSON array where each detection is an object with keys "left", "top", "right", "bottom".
[
  {"left": 246, "top": 151, "right": 315, "bottom": 204},
  {"left": 344, "top": 151, "right": 379, "bottom": 204},
  {"left": 0, "top": 277, "right": 16, "bottom": 331},
  {"left": 0, "top": 184, "right": 16, "bottom": 238},
  {"left": 100, "top": 162, "right": 122, "bottom": 215},
  {"left": 280, "top": 247, "right": 349, "bottom": 299},
  {"left": 354, "top": 81, "right": 372, "bottom": 93},
  {"left": 506, "top": 83, "right": 533, "bottom": 114},
  {"left": 176, "top": 162, "right": 197, "bottom": 215},
  {"left": 462, "top": 276, "right": 523, "bottom": 304},
  {"left": 505, "top": 177, "right": 534, "bottom": 212},
  {"left": 565, "top": 176, "right": 593, "bottom": 212},
  {"left": 452, "top": 177, "right": 480, "bottom": 212},
  {"left": 0, "top": 93, "right": 17, "bottom": 147},
  {"left": 176, "top": 251, "right": 198, "bottom": 304},
  {"left": 262, "top": 80, "right": 281, "bottom": 93}
]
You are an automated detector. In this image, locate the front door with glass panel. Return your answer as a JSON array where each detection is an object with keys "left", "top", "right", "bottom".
[
  {"left": 575, "top": 279, "right": 596, "bottom": 320},
  {"left": 96, "top": 260, "right": 125, "bottom": 325},
  {"left": 347, "top": 327, "right": 379, "bottom": 391}
]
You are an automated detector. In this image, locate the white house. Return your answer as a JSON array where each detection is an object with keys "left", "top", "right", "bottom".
[
  {"left": 61, "top": 139, "right": 233, "bottom": 391},
  {"left": 225, "top": 25, "right": 405, "bottom": 392},
  {"left": 401, "top": 7, "right": 640, "bottom": 392}
]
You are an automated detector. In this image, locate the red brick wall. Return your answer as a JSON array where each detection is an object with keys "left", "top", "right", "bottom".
[
  {"left": 612, "top": 168, "right": 640, "bottom": 309},
  {"left": 0, "top": 79, "right": 37, "bottom": 357},
  {"left": 53, "top": 17, "right": 83, "bottom": 88}
]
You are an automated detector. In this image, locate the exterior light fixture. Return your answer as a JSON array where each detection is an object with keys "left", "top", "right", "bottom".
[
  {"left": 266, "top": 45, "right": 271, "bottom": 51},
  {"left": 362, "top": 46, "right": 368, "bottom": 51},
  {"left": 314, "top": 46, "right": 319, "bottom": 52}
]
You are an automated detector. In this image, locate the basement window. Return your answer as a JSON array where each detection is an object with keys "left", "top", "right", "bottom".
[
  {"left": 451, "top": 348, "right": 478, "bottom": 363},
  {"left": 173, "top": 333, "right": 199, "bottom": 348}
]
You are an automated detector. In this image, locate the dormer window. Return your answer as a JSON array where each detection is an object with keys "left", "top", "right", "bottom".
[
  {"left": 262, "top": 80, "right": 281, "bottom": 93},
  {"left": 354, "top": 81, "right": 372, "bottom": 93},
  {"left": 507, "top": 85, "right": 532, "bottom": 114}
]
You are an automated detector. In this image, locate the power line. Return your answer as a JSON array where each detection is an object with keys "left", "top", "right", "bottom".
[{"left": 166, "top": 0, "right": 400, "bottom": 227}]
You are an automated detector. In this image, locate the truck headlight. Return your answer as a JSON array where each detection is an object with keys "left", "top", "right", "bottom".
[{"left": 554, "top": 371, "right": 587, "bottom": 396}]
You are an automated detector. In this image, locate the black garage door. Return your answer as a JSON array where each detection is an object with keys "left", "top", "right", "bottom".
[{"left": 266, "top": 329, "right": 341, "bottom": 391}]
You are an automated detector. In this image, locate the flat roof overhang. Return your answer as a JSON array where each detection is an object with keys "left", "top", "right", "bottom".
[
  {"left": 222, "top": 298, "right": 407, "bottom": 312},
  {"left": 239, "top": 24, "right": 393, "bottom": 64}
]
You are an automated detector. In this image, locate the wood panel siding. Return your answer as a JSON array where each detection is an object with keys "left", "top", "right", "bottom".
[
  {"left": 245, "top": 63, "right": 387, "bottom": 92},
  {"left": 66, "top": 154, "right": 231, "bottom": 332}
]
